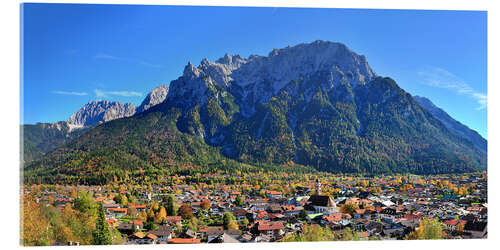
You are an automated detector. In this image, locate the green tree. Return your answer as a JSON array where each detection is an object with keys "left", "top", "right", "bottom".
[
  {"left": 282, "top": 224, "right": 334, "bottom": 242},
  {"left": 235, "top": 195, "right": 243, "bottom": 206},
  {"left": 92, "top": 203, "right": 112, "bottom": 245},
  {"left": 405, "top": 218, "right": 443, "bottom": 240},
  {"left": 223, "top": 213, "right": 236, "bottom": 230},
  {"left": 187, "top": 217, "right": 198, "bottom": 231},
  {"left": 240, "top": 218, "right": 249, "bottom": 228},
  {"left": 298, "top": 209, "right": 308, "bottom": 220},
  {"left": 341, "top": 203, "right": 359, "bottom": 216},
  {"left": 340, "top": 227, "right": 361, "bottom": 241},
  {"left": 166, "top": 195, "right": 176, "bottom": 216},
  {"left": 74, "top": 191, "right": 96, "bottom": 215}
]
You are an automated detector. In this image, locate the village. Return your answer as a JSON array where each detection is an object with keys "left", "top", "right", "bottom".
[{"left": 23, "top": 172, "right": 487, "bottom": 245}]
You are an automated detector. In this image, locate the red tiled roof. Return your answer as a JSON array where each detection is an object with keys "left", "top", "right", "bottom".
[
  {"left": 165, "top": 216, "right": 182, "bottom": 223},
  {"left": 467, "top": 206, "right": 482, "bottom": 211},
  {"left": 267, "top": 190, "right": 282, "bottom": 195},
  {"left": 254, "top": 219, "right": 270, "bottom": 225},
  {"left": 146, "top": 233, "right": 158, "bottom": 240},
  {"left": 168, "top": 238, "right": 201, "bottom": 244},
  {"left": 323, "top": 213, "right": 343, "bottom": 222},
  {"left": 132, "top": 232, "right": 145, "bottom": 239},
  {"left": 405, "top": 214, "right": 422, "bottom": 221},
  {"left": 355, "top": 209, "right": 366, "bottom": 214},
  {"left": 109, "top": 208, "right": 128, "bottom": 213},
  {"left": 95, "top": 197, "right": 105, "bottom": 202},
  {"left": 258, "top": 222, "right": 284, "bottom": 231},
  {"left": 198, "top": 226, "right": 223, "bottom": 233},
  {"left": 443, "top": 219, "right": 459, "bottom": 226}
]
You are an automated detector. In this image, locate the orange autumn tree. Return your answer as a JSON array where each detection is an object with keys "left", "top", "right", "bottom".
[{"left": 22, "top": 195, "right": 51, "bottom": 246}]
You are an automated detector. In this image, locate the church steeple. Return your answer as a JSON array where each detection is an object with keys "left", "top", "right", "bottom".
[{"left": 315, "top": 178, "right": 321, "bottom": 195}]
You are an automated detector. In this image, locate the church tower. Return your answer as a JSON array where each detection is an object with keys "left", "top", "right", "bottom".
[{"left": 315, "top": 178, "right": 321, "bottom": 195}]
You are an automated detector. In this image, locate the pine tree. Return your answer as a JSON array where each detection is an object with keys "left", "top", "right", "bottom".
[
  {"left": 92, "top": 203, "right": 112, "bottom": 245},
  {"left": 166, "top": 195, "right": 176, "bottom": 216}
]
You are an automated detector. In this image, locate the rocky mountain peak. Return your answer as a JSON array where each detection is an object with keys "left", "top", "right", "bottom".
[
  {"left": 67, "top": 100, "right": 136, "bottom": 127},
  {"left": 183, "top": 62, "right": 202, "bottom": 79},
  {"left": 137, "top": 85, "right": 170, "bottom": 113},
  {"left": 166, "top": 40, "right": 378, "bottom": 116}
]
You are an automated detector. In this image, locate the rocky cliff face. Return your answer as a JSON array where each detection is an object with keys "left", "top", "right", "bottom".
[
  {"left": 167, "top": 40, "right": 376, "bottom": 116},
  {"left": 137, "top": 85, "right": 169, "bottom": 113},
  {"left": 67, "top": 100, "right": 136, "bottom": 127}
]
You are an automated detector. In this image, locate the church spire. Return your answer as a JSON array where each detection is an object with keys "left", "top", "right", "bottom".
[{"left": 315, "top": 178, "right": 321, "bottom": 195}]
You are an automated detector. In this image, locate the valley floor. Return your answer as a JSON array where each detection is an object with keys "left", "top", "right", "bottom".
[{"left": 21, "top": 172, "right": 487, "bottom": 245}]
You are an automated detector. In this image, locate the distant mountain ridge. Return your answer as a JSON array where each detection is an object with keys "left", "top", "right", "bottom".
[
  {"left": 67, "top": 100, "right": 136, "bottom": 128},
  {"left": 413, "top": 96, "right": 487, "bottom": 152},
  {"left": 23, "top": 41, "right": 487, "bottom": 184},
  {"left": 22, "top": 85, "right": 169, "bottom": 163}
]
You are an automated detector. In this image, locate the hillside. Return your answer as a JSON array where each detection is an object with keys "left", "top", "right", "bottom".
[{"left": 414, "top": 96, "right": 487, "bottom": 153}]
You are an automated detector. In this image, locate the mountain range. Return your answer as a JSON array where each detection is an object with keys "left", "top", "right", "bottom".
[
  {"left": 22, "top": 85, "right": 169, "bottom": 163},
  {"left": 22, "top": 41, "right": 487, "bottom": 184}
]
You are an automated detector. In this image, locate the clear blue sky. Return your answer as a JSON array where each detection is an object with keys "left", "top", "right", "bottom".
[{"left": 21, "top": 4, "right": 487, "bottom": 138}]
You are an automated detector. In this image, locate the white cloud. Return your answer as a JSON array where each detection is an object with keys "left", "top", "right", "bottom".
[
  {"left": 417, "top": 66, "right": 487, "bottom": 110},
  {"left": 94, "top": 53, "right": 120, "bottom": 60},
  {"left": 94, "top": 89, "right": 107, "bottom": 98},
  {"left": 94, "top": 53, "right": 162, "bottom": 68},
  {"left": 52, "top": 90, "right": 88, "bottom": 96},
  {"left": 94, "top": 89, "right": 142, "bottom": 98}
]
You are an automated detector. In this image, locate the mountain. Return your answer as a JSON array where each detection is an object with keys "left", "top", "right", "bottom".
[
  {"left": 23, "top": 100, "right": 135, "bottom": 164},
  {"left": 136, "top": 85, "right": 169, "bottom": 113},
  {"left": 67, "top": 100, "right": 136, "bottom": 128},
  {"left": 24, "top": 41, "right": 487, "bottom": 184},
  {"left": 413, "top": 95, "right": 487, "bottom": 152},
  {"left": 23, "top": 87, "right": 171, "bottom": 163},
  {"left": 21, "top": 122, "right": 90, "bottom": 164}
]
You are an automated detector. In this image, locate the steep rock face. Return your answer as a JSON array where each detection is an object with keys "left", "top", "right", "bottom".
[
  {"left": 67, "top": 100, "right": 136, "bottom": 127},
  {"left": 414, "top": 96, "right": 487, "bottom": 152},
  {"left": 232, "top": 41, "right": 375, "bottom": 96},
  {"left": 137, "top": 85, "right": 169, "bottom": 113},
  {"left": 167, "top": 40, "right": 376, "bottom": 117}
]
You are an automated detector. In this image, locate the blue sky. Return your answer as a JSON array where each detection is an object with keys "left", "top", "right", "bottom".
[{"left": 21, "top": 4, "right": 487, "bottom": 138}]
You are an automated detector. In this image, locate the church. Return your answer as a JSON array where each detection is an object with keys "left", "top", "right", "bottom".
[{"left": 304, "top": 178, "right": 338, "bottom": 214}]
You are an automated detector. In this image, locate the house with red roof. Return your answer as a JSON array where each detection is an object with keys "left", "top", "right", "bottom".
[
  {"left": 109, "top": 207, "right": 128, "bottom": 217},
  {"left": 164, "top": 216, "right": 182, "bottom": 227},
  {"left": 257, "top": 221, "right": 284, "bottom": 240},
  {"left": 443, "top": 219, "right": 466, "bottom": 231},
  {"left": 266, "top": 190, "right": 282, "bottom": 199}
]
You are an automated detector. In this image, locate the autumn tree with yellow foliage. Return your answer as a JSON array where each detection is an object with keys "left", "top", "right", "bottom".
[
  {"left": 22, "top": 195, "right": 51, "bottom": 246},
  {"left": 405, "top": 218, "right": 443, "bottom": 240}
]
